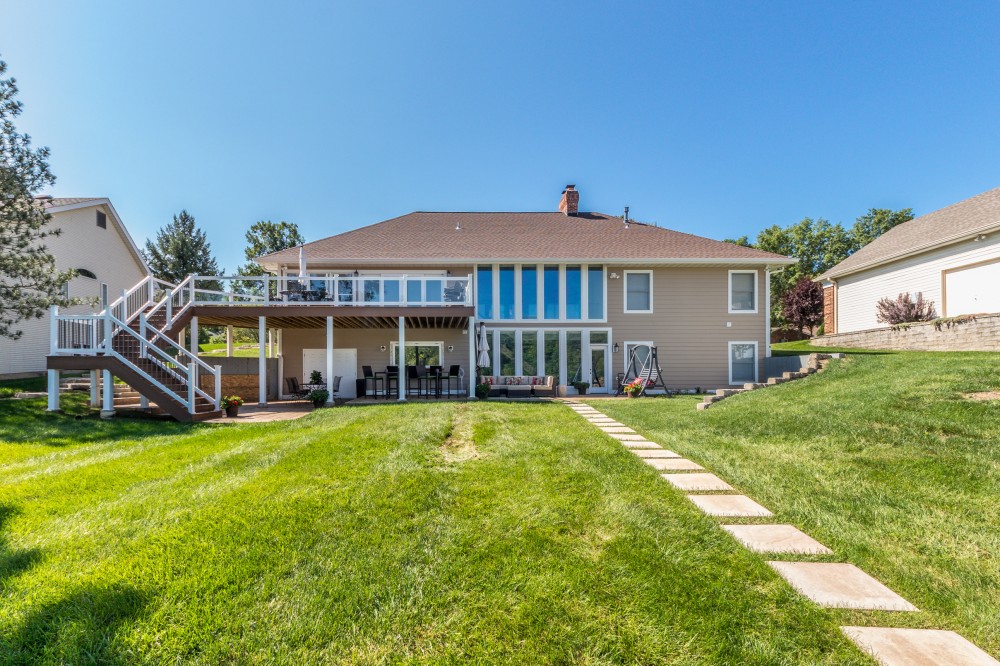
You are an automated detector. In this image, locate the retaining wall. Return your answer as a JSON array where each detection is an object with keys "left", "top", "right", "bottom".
[{"left": 812, "top": 313, "right": 1000, "bottom": 352}]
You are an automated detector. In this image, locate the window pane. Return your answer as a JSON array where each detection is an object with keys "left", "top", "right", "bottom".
[
  {"left": 426, "top": 279, "right": 442, "bottom": 303},
  {"left": 521, "top": 266, "right": 537, "bottom": 319},
  {"left": 544, "top": 266, "right": 560, "bottom": 319},
  {"left": 731, "top": 343, "right": 756, "bottom": 383},
  {"left": 589, "top": 331, "right": 608, "bottom": 344},
  {"left": 522, "top": 331, "right": 537, "bottom": 376},
  {"left": 406, "top": 278, "right": 422, "bottom": 303},
  {"left": 383, "top": 279, "right": 400, "bottom": 303},
  {"left": 499, "top": 331, "right": 516, "bottom": 376},
  {"left": 566, "top": 331, "right": 582, "bottom": 383},
  {"left": 337, "top": 278, "right": 353, "bottom": 302},
  {"left": 499, "top": 265, "right": 515, "bottom": 319},
  {"left": 626, "top": 273, "right": 651, "bottom": 311},
  {"left": 731, "top": 273, "right": 755, "bottom": 310},
  {"left": 477, "top": 266, "right": 493, "bottom": 319},
  {"left": 588, "top": 266, "right": 604, "bottom": 319},
  {"left": 363, "top": 279, "right": 380, "bottom": 302},
  {"left": 544, "top": 331, "right": 559, "bottom": 376},
  {"left": 565, "top": 266, "right": 581, "bottom": 319}
]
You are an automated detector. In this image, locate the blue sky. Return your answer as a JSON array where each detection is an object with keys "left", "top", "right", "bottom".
[{"left": 3, "top": 1, "right": 999, "bottom": 270}]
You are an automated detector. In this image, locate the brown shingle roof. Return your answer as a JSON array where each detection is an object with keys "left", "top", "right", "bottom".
[
  {"left": 820, "top": 186, "right": 1000, "bottom": 280},
  {"left": 44, "top": 197, "right": 104, "bottom": 208},
  {"left": 257, "top": 212, "right": 793, "bottom": 266}
]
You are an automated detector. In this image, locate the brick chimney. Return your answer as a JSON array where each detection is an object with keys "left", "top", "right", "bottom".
[{"left": 558, "top": 184, "right": 579, "bottom": 216}]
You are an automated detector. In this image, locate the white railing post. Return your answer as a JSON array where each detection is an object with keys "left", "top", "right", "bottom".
[
  {"left": 188, "top": 362, "right": 197, "bottom": 414},
  {"left": 401, "top": 275, "right": 408, "bottom": 306},
  {"left": 264, "top": 275, "right": 270, "bottom": 305},
  {"left": 166, "top": 288, "right": 173, "bottom": 324},
  {"left": 50, "top": 305, "right": 59, "bottom": 354},
  {"left": 139, "top": 314, "right": 148, "bottom": 359},
  {"left": 147, "top": 276, "right": 154, "bottom": 306},
  {"left": 467, "top": 274, "right": 473, "bottom": 304},
  {"left": 214, "top": 365, "right": 222, "bottom": 410},
  {"left": 189, "top": 276, "right": 196, "bottom": 305},
  {"left": 92, "top": 318, "right": 99, "bottom": 352},
  {"left": 103, "top": 307, "right": 112, "bottom": 354}
]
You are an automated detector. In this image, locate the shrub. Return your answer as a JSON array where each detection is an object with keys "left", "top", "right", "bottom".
[
  {"left": 875, "top": 292, "right": 937, "bottom": 325},
  {"left": 780, "top": 277, "right": 824, "bottom": 335},
  {"left": 309, "top": 370, "right": 324, "bottom": 384}
]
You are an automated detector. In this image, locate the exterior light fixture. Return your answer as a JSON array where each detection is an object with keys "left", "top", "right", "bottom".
[
  {"left": 975, "top": 234, "right": 987, "bottom": 242},
  {"left": 353, "top": 269, "right": 359, "bottom": 277},
  {"left": 380, "top": 345, "right": 387, "bottom": 352},
  {"left": 447, "top": 345, "right": 454, "bottom": 352},
  {"left": 610, "top": 272, "right": 620, "bottom": 279},
  {"left": 613, "top": 342, "right": 620, "bottom": 353}
]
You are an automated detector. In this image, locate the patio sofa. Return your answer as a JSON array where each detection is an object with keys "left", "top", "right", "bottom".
[{"left": 483, "top": 375, "right": 556, "bottom": 398}]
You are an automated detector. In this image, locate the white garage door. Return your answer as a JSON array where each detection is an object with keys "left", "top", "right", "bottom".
[
  {"left": 302, "top": 348, "right": 358, "bottom": 398},
  {"left": 945, "top": 261, "right": 1000, "bottom": 316}
]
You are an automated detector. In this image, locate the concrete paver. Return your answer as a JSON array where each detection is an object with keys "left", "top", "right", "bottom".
[
  {"left": 662, "top": 473, "right": 734, "bottom": 491},
  {"left": 767, "top": 562, "right": 917, "bottom": 611},
  {"left": 688, "top": 494, "right": 773, "bottom": 517},
  {"left": 722, "top": 524, "right": 833, "bottom": 554},
  {"left": 841, "top": 627, "right": 1000, "bottom": 666}
]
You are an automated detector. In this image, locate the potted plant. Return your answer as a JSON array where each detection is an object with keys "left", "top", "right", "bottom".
[
  {"left": 572, "top": 381, "right": 590, "bottom": 395},
  {"left": 475, "top": 383, "right": 490, "bottom": 400},
  {"left": 221, "top": 395, "right": 244, "bottom": 417},
  {"left": 623, "top": 378, "right": 647, "bottom": 398},
  {"left": 309, "top": 370, "right": 324, "bottom": 385},
  {"left": 308, "top": 389, "right": 329, "bottom": 408}
]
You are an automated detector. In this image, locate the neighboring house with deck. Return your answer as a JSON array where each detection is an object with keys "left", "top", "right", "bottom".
[
  {"left": 1, "top": 197, "right": 150, "bottom": 377},
  {"left": 46, "top": 185, "right": 794, "bottom": 420},
  {"left": 819, "top": 186, "right": 1000, "bottom": 334}
]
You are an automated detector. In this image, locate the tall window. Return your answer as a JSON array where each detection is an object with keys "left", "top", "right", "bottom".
[
  {"left": 624, "top": 271, "right": 652, "bottom": 313},
  {"left": 565, "top": 265, "right": 581, "bottom": 319},
  {"left": 499, "top": 265, "right": 515, "bottom": 319},
  {"left": 390, "top": 342, "right": 443, "bottom": 367},
  {"left": 544, "top": 331, "right": 559, "bottom": 376},
  {"left": 521, "top": 266, "right": 537, "bottom": 319},
  {"left": 729, "top": 271, "right": 757, "bottom": 313},
  {"left": 566, "top": 331, "right": 582, "bottom": 383},
  {"left": 543, "top": 265, "right": 559, "bottom": 319},
  {"left": 477, "top": 266, "right": 493, "bottom": 319},
  {"left": 588, "top": 266, "right": 604, "bottom": 319},
  {"left": 729, "top": 342, "right": 757, "bottom": 384},
  {"left": 522, "top": 331, "right": 538, "bottom": 376},
  {"left": 499, "top": 331, "right": 516, "bottom": 376}
]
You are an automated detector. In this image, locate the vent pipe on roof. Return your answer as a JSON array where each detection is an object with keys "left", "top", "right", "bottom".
[
  {"left": 624, "top": 206, "right": 630, "bottom": 229},
  {"left": 559, "top": 184, "right": 579, "bottom": 216}
]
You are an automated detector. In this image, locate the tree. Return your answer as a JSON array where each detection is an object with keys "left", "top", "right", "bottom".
[
  {"left": 143, "top": 210, "right": 222, "bottom": 286},
  {"left": 850, "top": 208, "right": 913, "bottom": 251},
  {"left": 0, "top": 57, "right": 73, "bottom": 339},
  {"left": 233, "top": 220, "right": 303, "bottom": 295},
  {"left": 781, "top": 277, "right": 824, "bottom": 335}
]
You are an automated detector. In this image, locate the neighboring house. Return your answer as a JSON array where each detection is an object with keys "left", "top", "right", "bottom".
[
  {"left": 1, "top": 197, "right": 150, "bottom": 377},
  {"left": 46, "top": 185, "right": 794, "bottom": 420},
  {"left": 819, "top": 186, "right": 1000, "bottom": 334}
]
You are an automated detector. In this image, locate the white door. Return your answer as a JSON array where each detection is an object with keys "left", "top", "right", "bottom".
[
  {"left": 587, "top": 343, "right": 610, "bottom": 394},
  {"left": 945, "top": 260, "right": 1000, "bottom": 316},
  {"left": 302, "top": 348, "right": 358, "bottom": 398}
]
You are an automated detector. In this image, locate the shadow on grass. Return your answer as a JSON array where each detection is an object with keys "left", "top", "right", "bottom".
[
  {"left": 0, "top": 396, "right": 194, "bottom": 447},
  {"left": 0, "top": 505, "right": 41, "bottom": 588},
  {"left": 1, "top": 584, "right": 148, "bottom": 665}
]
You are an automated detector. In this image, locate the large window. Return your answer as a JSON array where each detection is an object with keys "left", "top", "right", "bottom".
[
  {"left": 499, "top": 265, "right": 515, "bottom": 319},
  {"left": 544, "top": 331, "right": 560, "bottom": 376},
  {"left": 729, "top": 270, "right": 757, "bottom": 313},
  {"left": 390, "top": 342, "right": 443, "bottom": 367},
  {"left": 565, "top": 266, "right": 581, "bottom": 319},
  {"left": 729, "top": 342, "right": 757, "bottom": 384},
  {"left": 477, "top": 266, "right": 493, "bottom": 319},
  {"left": 499, "top": 331, "right": 516, "bottom": 376},
  {"left": 566, "top": 331, "right": 582, "bottom": 383},
  {"left": 522, "top": 331, "right": 538, "bottom": 376},
  {"left": 624, "top": 271, "right": 652, "bottom": 313},
  {"left": 543, "top": 265, "right": 560, "bottom": 319},
  {"left": 521, "top": 266, "right": 537, "bottom": 319},
  {"left": 588, "top": 266, "right": 604, "bottom": 319}
]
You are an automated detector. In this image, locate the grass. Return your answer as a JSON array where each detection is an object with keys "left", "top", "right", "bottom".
[
  {"left": 589, "top": 351, "right": 1000, "bottom": 659},
  {"left": 198, "top": 342, "right": 263, "bottom": 358},
  {"left": 0, "top": 390, "right": 872, "bottom": 663}
]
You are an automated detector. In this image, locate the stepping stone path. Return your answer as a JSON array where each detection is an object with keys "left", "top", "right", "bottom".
[{"left": 561, "top": 399, "right": 997, "bottom": 664}]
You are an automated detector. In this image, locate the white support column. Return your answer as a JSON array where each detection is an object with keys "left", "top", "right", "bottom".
[
  {"left": 47, "top": 369, "right": 60, "bottom": 412},
  {"left": 89, "top": 369, "right": 99, "bottom": 407},
  {"left": 765, "top": 268, "right": 772, "bottom": 358},
  {"left": 558, "top": 264, "right": 566, "bottom": 320},
  {"left": 190, "top": 316, "right": 199, "bottom": 356},
  {"left": 325, "top": 316, "right": 334, "bottom": 405},
  {"left": 226, "top": 325, "right": 233, "bottom": 357},
  {"left": 268, "top": 329, "right": 273, "bottom": 358},
  {"left": 140, "top": 395, "right": 149, "bottom": 410},
  {"left": 467, "top": 316, "right": 476, "bottom": 398},
  {"left": 258, "top": 316, "right": 267, "bottom": 407},
  {"left": 101, "top": 369, "right": 115, "bottom": 418},
  {"left": 397, "top": 316, "right": 406, "bottom": 401},
  {"left": 277, "top": 328, "right": 284, "bottom": 399}
]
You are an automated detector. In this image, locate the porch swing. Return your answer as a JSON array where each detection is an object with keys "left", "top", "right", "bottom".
[{"left": 614, "top": 345, "right": 670, "bottom": 397}]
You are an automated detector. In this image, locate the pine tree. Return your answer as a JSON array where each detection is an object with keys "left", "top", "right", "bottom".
[
  {"left": 143, "top": 210, "right": 222, "bottom": 286},
  {"left": 0, "top": 57, "right": 73, "bottom": 339}
]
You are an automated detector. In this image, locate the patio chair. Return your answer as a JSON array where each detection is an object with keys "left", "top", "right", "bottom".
[
  {"left": 443, "top": 284, "right": 465, "bottom": 303},
  {"left": 329, "top": 375, "right": 341, "bottom": 399},
  {"left": 362, "top": 365, "right": 384, "bottom": 398},
  {"left": 428, "top": 365, "right": 443, "bottom": 398},
  {"left": 385, "top": 365, "right": 399, "bottom": 399},
  {"left": 406, "top": 365, "right": 425, "bottom": 398},
  {"left": 286, "top": 377, "right": 309, "bottom": 398},
  {"left": 444, "top": 364, "right": 462, "bottom": 398}
]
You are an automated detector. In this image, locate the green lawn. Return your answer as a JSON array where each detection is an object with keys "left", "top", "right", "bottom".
[
  {"left": 198, "top": 342, "right": 263, "bottom": 358},
  {"left": 589, "top": 351, "right": 1000, "bottom": 659},
  {"left": 1, "top": 389, "right": 869, "bottom": 664}
]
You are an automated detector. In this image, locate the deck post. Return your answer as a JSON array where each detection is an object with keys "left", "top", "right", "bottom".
[
  {"left": 258, "top": 316, "right": 267, "bottom": 407},
  {"left": 101, "top": 369, "right": 115, "bottom": 418},
  {"left": 277, "top": 329, "right": 285, "bottom": 399},
  {"left": 89, "top": 369, "right": 99, "bottom": 407},
  {"left": 214, "top": 365, "right": 222, "bottom": 409},
  {"left": 50, "top": 304, "right": 59, "bottom": 354},
  {"left": 326, "top": 316, "right": 334, "bottom": 405},
  {"left": 398, "top": 316, "right": 406, "bottom": 402},
  {"left": 268, "top": 329, "right": 273, "bottom": 358},
  {"left": 226, "top": 325, "right": 233, "bottom": 357},
  {"left": 765, "top": 268, "right": 772, "bottom": 358},
  {"left": 467, "top": 316, "right": 476, "bottom": 397},
  {"left": 47, "top": 369, "right": 60, "bottom": 412},
  {"left": 190, "top": 316, "right": 199, "bottom": 356}
]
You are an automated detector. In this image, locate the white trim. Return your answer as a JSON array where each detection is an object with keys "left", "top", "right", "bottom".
[
  {"left": 623, "top": 270, "right": 653, "bottom": 314},
  {"left": 728, "top": 341, "right": 758, "bottom": 385},
  {"left": 513, "top": 265, "right": 523, "bottom": 322},
  {"left": 259, "top": 256, "right": 799, "bottom": 272},
  {"left": 765, "top": 268, "right": 772, "bottom": 357},
  {"left": 728, "top": 269, "right": 759, "bottom": 314}
]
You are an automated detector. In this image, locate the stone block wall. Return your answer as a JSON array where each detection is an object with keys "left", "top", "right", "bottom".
[{"left": 812, "top": 313, "right": 1000, "bottom": 352}]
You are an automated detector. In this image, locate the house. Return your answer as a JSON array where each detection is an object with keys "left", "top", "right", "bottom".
[
  {"left": 819, "top": 186, "right": 1000, "bottom": 334},
  {"left": 46, "top": 185, "right": 794, "bottom": 420},
  {"left": 1, "top": 197, "right": 150, "bottom": 377}
]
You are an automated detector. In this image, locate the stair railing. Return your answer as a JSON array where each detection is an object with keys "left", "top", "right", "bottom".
[{"left": 138, "top": 312, "right": 222, "bottom": 411}]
